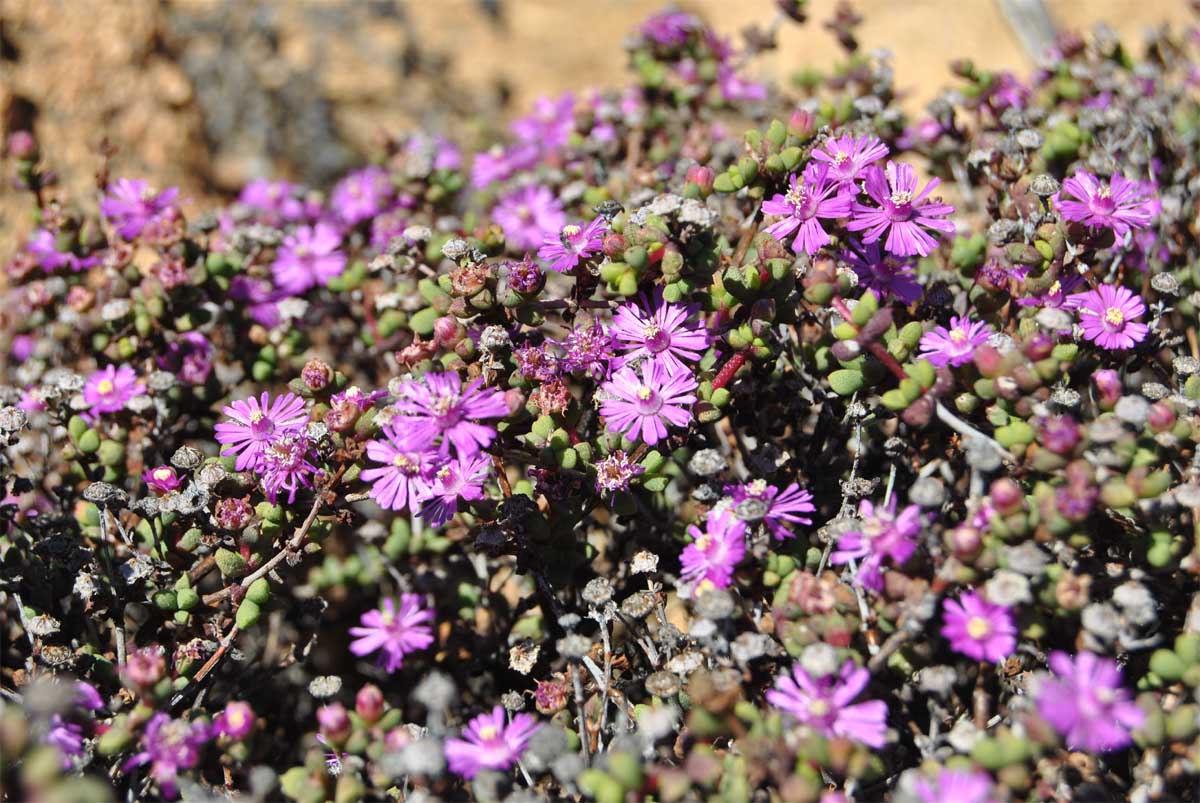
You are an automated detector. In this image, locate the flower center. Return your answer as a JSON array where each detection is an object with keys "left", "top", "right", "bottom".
[
  {"left": 479, "top": 725, "right": 499, "bottom": 741},
  {"left": 392, "top": 454, "right": 415, "bottom": 471},
  {"left": 517, "top": 204, "right": 531, "bottom": 220},
  {"left": 562, "top": 224, "right": 581, "bottom": 238},
  {"left": 1049, "top": 280, "right": 1062, "bottom": 296},
  {"left": 642, "top": 323, "right": 671, "bottom": 353},
  {"left": 97, "top": 379, "right": 115, "bottom": 395},
  {"left": 747, "top": 479, "right": 768, "bottom": 497},
  {"left": 832, "top": 151, "right": 849, "bottom": 166},
  {"left": 695, "top": 535, "right": 711, "bottom": 551},
  {"left": 808, "top": 699, "right": 830, "bottom": 718},
  {"left": 634, "top": 385, "right": 663, "bottom": 415},
  {"left": 890, "top": 189, "right": 913, "bottom": 206},
  {"left": 153, "top": 468, "right": 173, "bottom": 481},
  {"left": 966, "top": 616, "right": 991, "bottom": 640},
  {"left": 1104, "top": 306, "right": 1125, "bottom": 327},
  {"left": 949, "top": 328, "right": 969, "bottom": 344}
]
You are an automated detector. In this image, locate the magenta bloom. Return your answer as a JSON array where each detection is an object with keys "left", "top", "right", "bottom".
[
  {"left": 593, "top": 450, "right": 646, "bottom": 495},
  {"left": 811, "top": 134, "right": 889, "bottom": 189},
  {"left": 391, "top": 372, "right": 508, "bottom": 458},
  {"left": 361, "top": 426, "right": 438, "bottom": 512},
  {"left": 1069, "top": 284, "right": 1149, "bottom": 350},
  {"left": 1035, "top": 651, "right": 1145, "bottom": 752},
  {"left": 847, "top": 162, "right": 956, "bottom": 257},
  {"left": 331, "top": 166, "right": 393, "bottom": 226},
  {"left": 599, "top": 361, "right": 697, "bottom": 445},
  {"left": 726, "top": 480, "right": 815, "bottom": 541},
  {"left": 913, "top": 768, "right": 995, "bottom": 803},
  {"left": 143, "top": 466, "right": 183, "bottom": 494},
  {"left": 214, "top": 701, "right": 255, "bottom": 741},
  {"left": 259, "top": 435, "right": 320, "bottom": 504},
  {"left": 27, "top": 229, "right": 95, "bottom": 273},
  {"left": 766, "top": 660, "right": 889, "bottom": 748},
  {"left": 1015, "top": 274, "right": 1085, "bottom": 309},
  {"left": 511, "top": 92, "right": 576, "bottom": 150},
  {"left": 214, "top": 392, "right": 309, "bottom": 472},
  {"left": 493, "top": 185, "right": 566, "bottom": 252},
  {"left": 100, "top": 178, "right": 180, "bottom": 240},
  {"left": 272, "top": 222, "right": 346, "bottom": 296},
  {"left": 717, "top": 64, "right": 767, "bottom": 103},
  {"left": 762, "top": 163, "right": 853, "bottom": 256},
  {"left": 238, "top": 179, "right": 311, "bottom": 224},
  {"left": 471, "top": 143, "right": 540, "bottom": 189},
  {"left": 537, "top": 218, "right": 607, "bottom": 273},
  {"left": 445, "top": 705, "right": 543, "bottom": 780},
  {"left": 348, "top": 594, "right": 435, "bottom": 673},
  {"left": 419, "top": 454, "right": 490, "bottom": 527},
  {"left": 941, "top": 592, "right": 1017, "bottom": 663},
  {"left": 121, "top": 713, "right": 210, "bottom": 798},
  {"left": 83, "top": 365, "right": 144, "bottom": 418},
  {"left": 830, "top": 498, "right": 921, "bottom": 592},
  {"left": 918, "top": 316, "right": 993, "bottom": 367},
  {"left": 156, "top": 332, "right": 213, "bottom": 385},
  {"left": 844, "top": 242, "right": 922, "bottom": 304},
  {"left": 611, "top": 290, "right": 709, "bottom": 372},
  {"left": 640, "top": 9, "right": 699, "bottom": 47},
  {"left": 1057, "top": 170, "right": 1157, "bottom": 237},
  {"left": 559, "top": 321, "right": 616, "bottom": 379},
  {"left": 681, "top": 510, "right": 747, "bottom": 591}
]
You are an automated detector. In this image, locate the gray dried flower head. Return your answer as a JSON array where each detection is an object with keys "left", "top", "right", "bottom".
[
  {"left": 0, "top": 406, "right": 27, "bottom": 433},
  {"left": 501, "top": 691, "right": 525, "bottom": 712},
  {"left": 917, "top": 665, "right": 957, "bottom": 698},
  {"left": 550, "top": 752, "right": 585, "bottom": 787},
  {"left": 694, "top": 588, "right": 735, "bottom": 620},
  {"left": 556, "top": 634, "right": 592, "bottom": 660},
  {"left": 664, "top": 651, "right": 702, "bottom": 675},
  {"left": 119, "top": 554, "right": 154, "bottom": 584},
  {"left": 1050, "top": 387, "right": 1082, "bottom": 408},
  {"left": 413, "top": 672, "right": 456, "bottom": 712},
  {"left": 645, "top": 670, "right": 681, "bottom": 698},
  {"left": 1114, "top": 396, "right": 1150, "bottom": 427},
  {"left": 100, "top": 299, "right": 132, "bottom": 322},
  {"left": 630, "top": 550, "right": 659, "bottom": 575},
  {"left": 987, "top": 218, "right": 1021, "bottom": 245},
  {"left": 1004, "top": 541, "right": 1049, "bottom": 576},
  {"left": 1173, "top": 356, "right": 1200, "bottom": 377},
  {"left": 308, "top": 675, "right": 343, "bottom": 699},
  {"left": 963, "top": 437, "right": 1003, "bottom": 473},
  {"left": 25, "top": 613, "right": 61, "bottom": 638},
  {"left": 441, "top": 238, "right": 470, "bottom": 261},
  {"left": 146, "top": 371, "right": 176, "bottom": 392},
  {"left": 1151, "top": 272, "right": 1180, "bottom": 295},
  {"left": 733, "top": 496, "right": 769, "bottom": 523},
  {"left": 557, "top": 613, "right": 582, "bottom": 631},
  {"left": 403, "top": 225, "right": 432, "bottom": 244},
  {"left": 688, "top": 449, "right": 727, "bottom": 477},
  {"left": 525, "top": 725, "right": 568, "bottom": 771},
  {"left": 581, "top": 577, "right": 614, "bottom": 607},
  {"left": 1035, "top": 307, "right": 1073, "bottom": 333},
  {"left": 196, "top": 463, "right": 228, "bottom": 489},
  {"left": 171, "top": 446, "right": 204, "bottom": 470},
  {"left": 479, "top": 325, "right": 511, "bottom": 351},
  {"left": 73, "top": 571, "right": 98, "bottom": 601},
  {"left": 39, "top": 645, "right": 75, "bottom": 668},
  {"left": 397, "top": 738, "right": 446, "bottom": 777},
  {"left": 908, "top": 476, "right": 946, "bottom": 508},
  {"left": 83, "top": 482, "right": 128, "bottom": 509},
  {"left": 508, "top": 642, "right": 540, "bottom": 675},
  {"left": 1081, "top": 603, "right": 1121, "bottom": 643},
  {"left": 174, "top": 483, "right": 210, "bottom": 516},
  {"left": 689, "top": 619, "right": 717, "bottom": 639},
  {"left": 691, "top": 484, "right": 720, "bottom": 503},
  {"left": 1112, "top": 581, "right": 1156, "bottom": 626},
  {"left": 799, "top": 642, "right": 840, "bottom": 680},
  {"left": 1015, "top": 129, "right": 1044, "bottom": 150},
  {"left": 985, "top": 569, "right": 1032, "bottom": 606},
  {"left": 731, "top": 632, "right": 774, "bottom": 664},
  {"left": 620, "top": 590, "right": 656, "bottom": 619},
  {"left": 1141, "top": 382, "right": 1170, "bottom": 401},
  {"left": 45, "top": 368, "right": 84, "bottom": 392}
]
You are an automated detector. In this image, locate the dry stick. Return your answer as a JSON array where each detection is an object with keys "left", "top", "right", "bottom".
[
  {"left": 492, "top": 453, "right": 513, "bottom": 498},
  {"left": 170, "top": 625, "right": 240, "bottom": 708},
  {"left": 203, "top": 465, "right": 348, "bottom": 606},
  {"left": 97, "top": 512, "right": 127, "bottom": 666},
  {"left": 571, "top": 662, "right": 591, "bottom": 763}
]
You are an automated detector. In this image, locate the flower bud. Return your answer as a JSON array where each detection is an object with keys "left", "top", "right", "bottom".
[
  {"left": 989, "top": 478, "right": 1023, "bottom": 515},
  {"left": 216, "top": 701, "right": 256, "bottom": 740},
  {"left": 602, "top": 232, "right": 628, "bottom": 259},
  {"left": 1023, "top": 332, "right": 1054, "bottom": 361},
  {"left": 355, "top": 684, "right": 385, "bottom": 724},
  {"left": 1149, "top": 401, "right": 1176, "bottom": 433},
  {"left": 433, "top": 316, "right": 463, "bottom": 346},
  {"left": 949, "top": 525, "right": 983, "bottom": 560},
  {"left": 7, "top": 130, "right": 36, "bottom": 160},
  {"left": 317, "top": 702, "right": 351, "bottom": 742},
  {"left": 973, "top": 345, "right": 1002, "bottom": 377},
  {"left": 685, "top": 165, "right": 716, "bottom": 196},
  {"left": 1037, "top": 415, "right": 1080, "bottom": 455},
  {"left": 143, "top": 466, "right": 183, "bottom": 494},
  {"left": 122, "top": 646, "right": 166, "bottom": 688},
  {"left": 788, "top": 108, "right": 815, "bottom": 138},
  {"left": 323, "top": 400, "right": 361, "bottom": 433},
  {"left": 301, "top": 358, "right": 333, "bottom": 391},
  {"left": 1093, "top": 369, "right": 1122, "bottom": 409}
]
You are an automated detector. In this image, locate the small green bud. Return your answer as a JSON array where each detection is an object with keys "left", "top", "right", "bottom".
[
  {"left": 235, "top": 598, "right": 262, "bottom": 630},
  {"left": 246, "top": 577, "right": 271, "bottom": 605},
  {"left": 215, "top": 548, "right": 248, "bottom": 579}
]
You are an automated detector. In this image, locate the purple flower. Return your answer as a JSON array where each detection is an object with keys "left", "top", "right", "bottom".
[
  {"left": 847, "top": 162, "right": 956, "bottom": 257},
  {"left": 100, "top": 178, "right": 180, "bottom": 241},
  {"left": 330, "top": 386, "right": 387, "bottom": 411},
  {"left": 505, "top": 256, "right": 545, "bottom": 295},
  {"left": 259, "top": 435, "right": 320, "bottom": 504},
  {"left": 913, "top": 768, "right": 995, "bottom": 803},
  {"left": 214, "top": 701, "right": 255, "bottom": 741},
  {"left": 405, "top": 133, "right": 462, "bottom": 172},
  {"left": 122, "top": 713, "right": 210, "bottom": 798},
  {"left": 391, "top": 372, "right": 508, "bottom": 458},
  {"left": 640, "top": 9, "right": 699, "bottom": 47},
  {"left": 348, "top": 594, "right": 435, "bottom": 673},
  {"left": 611, "top": 290, "right": 709, "bottom": 372},
  {"left": 918, "top": 316, "right": 993, "bottom": 367},
  {"left": 811, "top": 134, "right": 889, "bottom": 189},
  {"left": 361, "top": 425, "right": 438, "bottom": 512},
  {"left": 830, "top": 498, "right": 921, "bottom": 592},
  {"left": 559, "top": 321, "right": 615, "bottom": 379},
  {"left": 445, "top": 705, "right": 542, "bottom": 779},
  {"left": 238, "top": 179, "right": 311, "bottom": 224},
  {"left": 599, "top": 361, "right": 697, "bottom": 445},
  {"left": 1057, "top": 171, "right": 1156, "bottom": 237},
  {"left": 1035, "top": 651, "right": 1145, "bottom": 752},
  {"left": 843, "top": 242, "right": 922, "bottom": 304},
  {"left": 493, "top": 185, "right": 566, "bottom": 252},
  {"left": 594, "top": 450, "right": 646, "bottom": 495},
  {"left": 766, "top": 660, "right": 889, "bottom": 748},
  {"left": 511, "top": 93, "right": 575, "bottom": 150},
  {"left": 143, "top": 466, "right": 183, "bottom": 494},
  {"left": 27, "top": 229, "right": 94, "bottom": 273},
  {"left": 761, "top": 163, "right": 853, "bottom": 256},
  {"left": 229, "top": 275, "right": 286, "bottom": 328},
  {"left": 681, "top": 510, "right": 747, "bottom": 591},
  {"left": 156, "top": 332, "right": 212, "bottom": 385},
  {"left": 1015, "top": 273, "right": 1085, "bottom": 309},
  {"left": 471, "top": 143, "right": 540, "bottom": 189},
  {"left": 513, "top": 343, "right": 561, "bottom": 382},
  {"left": 419, "top": 454, "right": 491, "bottom": 527},
  {"left": 941, "top": 591, "right": 1017, "bottom": 662},
  {"left": 331, "top": 166, "right": 392, "bottom": 226},
  {"left": 214, "top": 392, "right": 309, "bottom": 472},
  {"left": 717, "top": 64, "right": 768, "bottom": 103},
  {"left": 726, "top": 480, "right": 815, "bottom": 541},
  {"left": 537, "top": 218, "right": 607, "bottom": 273},
  {"left": 82, "top": 365, "right": 144, "bottom": 418},
  {"left": 1069, "top": 284, "right": 1149, "bottom": 350},
  {"left": 272, "top": 223, "right": 346, "bottom": 296},
  {"left": 47, "top": 715, "right": 85, "bottom": 765}
]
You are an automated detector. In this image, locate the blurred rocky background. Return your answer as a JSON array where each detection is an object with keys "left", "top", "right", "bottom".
[{"left": 0, "top": 0, "right": 1190, "bottom": 251}]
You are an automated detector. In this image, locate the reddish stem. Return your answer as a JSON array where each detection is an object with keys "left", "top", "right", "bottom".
[
  {"left": 830, "top": 296, "right": 907, "bottom": 382},
  {"left": 712, "top": 348, "right": 752, "bottom": 390}
]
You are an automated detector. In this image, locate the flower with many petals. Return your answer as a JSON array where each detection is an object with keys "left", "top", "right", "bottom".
[
  {"left": 599, "top": 360, "right": 697, "bottom": 445},
  {"left": 1069, "top": 284, "right": 1150, "bottom": 350},
  {"left": 1057, "top": 170, "right": 1157, "bottom": 237},
  {"left": 214, "top": 392, "right": 309, "bottom": 472},
  {"left": 941, "top": 591, "right": 1017, "bottom": 663},
  {"left": 493, "top": 185, "right": 566, "bottom": 252},
  {"left": 726, "top": 480, "right": 815, "bottom": 541},
  {"left": 444, "top": 706, "right": 542, "bottom": 779},
  {"left": 762, "top": 163, "right": 854, "bottom": 256},
  {"left": 537, "top": 218, "right": 607, "bottom": 273},
  {"left": 918, "top": 316, "right": 993, "bottom": 367},
  {"left": 272, "top": 223, "right": 346, "bottom": 296},
  {"left": 681, "top": 510, "right": 747, "bottom": 591},
  {"left": 391, "top": 372, "right": 508, "bottom": 459},
  {"left": 811, "top": 134, "right": 889, "bottom": 189},
  {"left": 420, "top": 455, "right": 491, "bottom": 527},
  {"left": 611, "top": 290, "right": 708, "bottom": 372},
  {"left": 83, "top": 365, "right": 144, "bottom": 419},
  {"left": 100, "top": 179, "right": 180, "bottom": 241},
  {"left": 766, "top": 660, "right": 889, "bottom": 747},
  {"left": 830, "top": 498, "right": 921, "bottom": 592},
  {"left": 847, "top": 162, "right": 956, "bottom": 257},
  {"left": 349, "top": 594, "right": 435, "bottom": 673},
  {"left": 1035, "top": 650, "right": 1144, "bottom": 752},
  {"left": 361, "top": 426, "right": 438, "bottom": 512}
]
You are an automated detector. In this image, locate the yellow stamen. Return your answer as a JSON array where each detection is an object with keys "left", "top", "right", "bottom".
[
  {"left": 966, "top": 616, "right": 991, "bottom": 640},
  {"left": 97, "top": 379, "right": 115, "bottom": 394},
  {"left": 636, "top": 386, "right": 653, "bottom": 401},
  {"left": 1104, "top": 307, "right": 1125, "bottom": 326}
]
